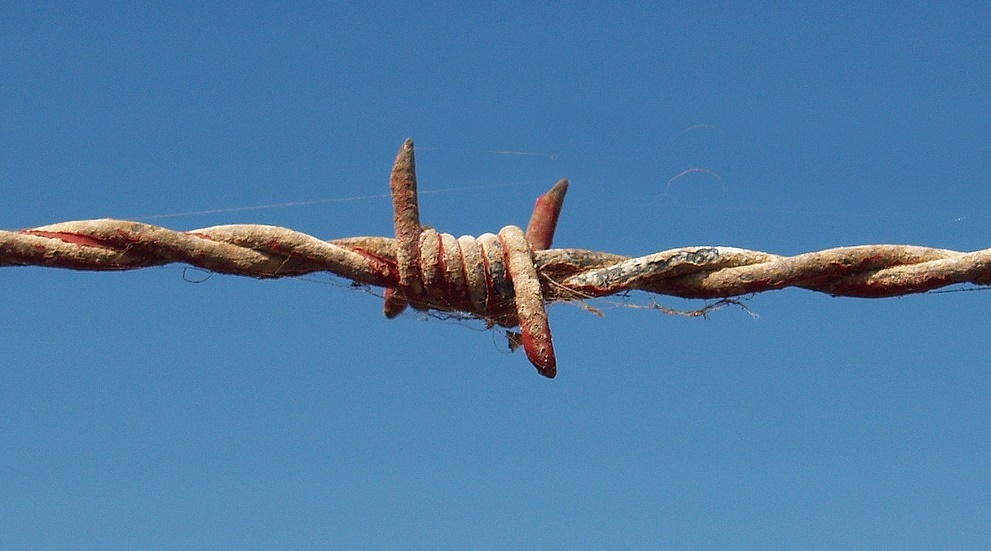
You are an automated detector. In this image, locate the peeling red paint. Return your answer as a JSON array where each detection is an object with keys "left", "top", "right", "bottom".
[{"left": 21, "top": 230, "right": 106, "bottom": 248}]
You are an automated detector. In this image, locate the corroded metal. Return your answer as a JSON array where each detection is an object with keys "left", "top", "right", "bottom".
[{"left": 4, "top": 139, "right": 991, "bottom": 377}]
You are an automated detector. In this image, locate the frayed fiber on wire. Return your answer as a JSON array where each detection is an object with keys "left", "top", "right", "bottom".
[{"left": 4, "top": 139, "right": 991, "bottom": 377}]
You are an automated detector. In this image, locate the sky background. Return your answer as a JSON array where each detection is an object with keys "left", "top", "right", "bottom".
[{"left": 2, "top": 3, "right": 990, "bottom": 549}]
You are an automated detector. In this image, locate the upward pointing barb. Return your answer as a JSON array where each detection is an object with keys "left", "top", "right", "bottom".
[
  {"left": 382, "top": 139, "right": 563, "bottom": 378},
  {"left": 526, "top": 178, "right": 569, "bottom": 251},
  {"left": 389, "top": 138, "right": 423, "bottom": 298}
]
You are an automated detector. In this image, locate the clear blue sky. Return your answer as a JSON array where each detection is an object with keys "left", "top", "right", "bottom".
[{"left": 2, "top": 3, "right": 990, "bottom": 549}]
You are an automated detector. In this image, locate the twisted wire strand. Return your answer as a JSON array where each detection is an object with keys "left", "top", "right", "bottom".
[{"left": 3, "top": 139, "right": 990, "bottom": 377}]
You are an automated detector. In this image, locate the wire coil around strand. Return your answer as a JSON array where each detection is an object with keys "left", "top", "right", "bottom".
[{"left": 381, "top": 140, "right": 559, "bottom": 377}]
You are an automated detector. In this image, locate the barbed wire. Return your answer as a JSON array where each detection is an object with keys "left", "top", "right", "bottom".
[{"left": 3, "top": 139, "right": 990, "bottom": 377}]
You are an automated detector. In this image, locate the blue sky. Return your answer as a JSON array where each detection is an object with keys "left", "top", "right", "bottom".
[{"left": 2, "top": 3, "right": 990, "bottom": 549}]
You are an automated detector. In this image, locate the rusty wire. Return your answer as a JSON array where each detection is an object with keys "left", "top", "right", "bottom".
[{"left": 3, "top": 139, "right": 991, "bottom": 377}]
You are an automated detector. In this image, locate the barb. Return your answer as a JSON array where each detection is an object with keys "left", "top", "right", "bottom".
[{"left": 3, "top": 139, "right": 990, "bottom": 378}]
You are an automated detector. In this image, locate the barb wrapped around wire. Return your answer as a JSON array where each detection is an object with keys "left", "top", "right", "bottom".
[{"left": 3, "top": 139, "right": 991, "bottom": 377}]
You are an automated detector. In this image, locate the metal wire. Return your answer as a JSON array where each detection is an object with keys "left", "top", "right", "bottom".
[{"left": 4, "top": 139, "right": 990, "bottom": 377}]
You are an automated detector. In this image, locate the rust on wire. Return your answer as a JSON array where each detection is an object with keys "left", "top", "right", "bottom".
[{"left": 3, "top": 139, "right": 991, "bottom": 377}]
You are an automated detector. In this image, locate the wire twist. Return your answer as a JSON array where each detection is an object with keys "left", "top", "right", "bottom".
[{"left": 3, "top": 139, "right": 990, "bottom": 377}]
